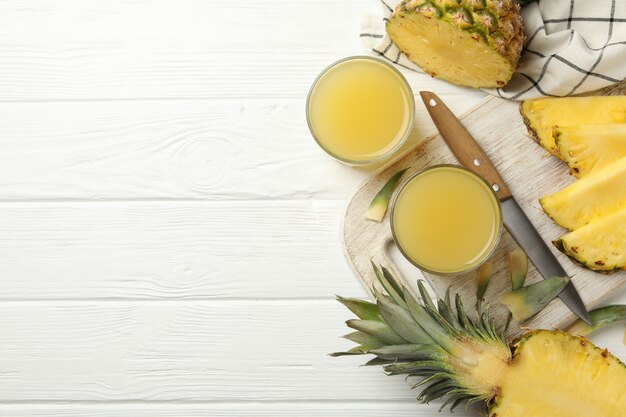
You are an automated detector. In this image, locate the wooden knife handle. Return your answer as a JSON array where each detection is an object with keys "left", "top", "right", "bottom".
[{"left": 419, "top": 91, "right": 512, "bottom": 201}]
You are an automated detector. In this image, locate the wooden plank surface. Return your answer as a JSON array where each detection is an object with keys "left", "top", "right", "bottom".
[
  {"left": 0, "top": 300, "right": 410, "bottom": 401},
  {"left": 0, "top": 201, "right": 360, "bottom": 299},
  {"left": 0, "top": 0, "right": 483, "bottom": 103},
  {"left": 0, "top": 403, "right": 472, "bottom": 417},
  {"left": 0, "top": 299, "right": 622, "bottom": 403},
  {"left": 0, "top": 99, "right": 484, "bottom": 201},
  {"left": 343, "top": 85, "right": 626, "bottom": 336},
  {"left": 0, "top": 0, "right": 359, "bottom": 101},
  {"left": 0, "top": 0, "right": 624, "bottom": 416},
  {"left": 0, "top": 101, "right": 362, "bottom": 200}
]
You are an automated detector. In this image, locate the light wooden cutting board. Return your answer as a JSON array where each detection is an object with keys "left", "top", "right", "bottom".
[{"left": 342, "top": 83, "right": 626, "bottom": 337}]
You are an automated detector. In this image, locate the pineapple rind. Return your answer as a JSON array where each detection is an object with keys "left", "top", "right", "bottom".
[
  {"left": 520, "top": 104, "right": 543, "bottom": 148},
  {"left": 366, "top": 169, "right": 408, "bottom": 222}
]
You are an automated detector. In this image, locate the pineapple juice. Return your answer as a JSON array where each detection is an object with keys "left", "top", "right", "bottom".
[
  {"left": 306, "top": 57, "right": 414, "bottom": 164},
  {"left": 392, "top": 166, "right": 501, "bottom": 275}
]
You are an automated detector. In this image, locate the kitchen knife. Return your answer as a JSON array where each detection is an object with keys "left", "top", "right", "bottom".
[{"left": 419, "top": 91, "right": 591, "bottom": 324}]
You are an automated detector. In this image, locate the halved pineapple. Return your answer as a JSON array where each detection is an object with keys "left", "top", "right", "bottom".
[
  {"left": 521, "top": 96, "right": 626, "bottom": 154},
  {"left": 333, "top": 265, "right": 626, "bottom": 416},
  {"left": 554, "top": 208, "right": 626, "bottom": 271},
  {"left": 540, "top": 156, "right": 626, "bottom": 230},
  {"left": 386, "top": 0, "right": 524, "bottom": 88},
  {"left": 495, "top": 330, "right": 626, "bottom": 416},
  {"left": 554, "top": 124, "right": 626, "bottom": 178}
]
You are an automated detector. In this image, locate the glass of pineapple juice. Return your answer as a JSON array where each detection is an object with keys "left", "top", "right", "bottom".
[
  {"left": 391, "top": 165, "right": 502, "bottom": 275},
  {"left": 306, "top": 56, "right": 415, "bottom": 164}
]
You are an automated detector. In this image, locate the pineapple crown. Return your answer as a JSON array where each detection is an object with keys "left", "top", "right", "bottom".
[{"left": 332, "top": 262, "right": 512, "bottom": 412}]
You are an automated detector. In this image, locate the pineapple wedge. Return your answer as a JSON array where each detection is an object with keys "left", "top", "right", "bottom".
[
  {"left": 540, "top": 156, "right": 626, "bottom": 230},
  {"left": 521, "top": 96, "right": 626, "bottom": 154},
  {"left": 555, "top": 124, "right": 626, "bottom": 178},
  {"left": 554, "top": 208, "right": 626, "bottom": 271}
]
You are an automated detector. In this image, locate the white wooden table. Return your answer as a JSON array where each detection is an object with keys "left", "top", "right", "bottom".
[{"left": 0, "top": 1, "right": 624, "bottom": 416}]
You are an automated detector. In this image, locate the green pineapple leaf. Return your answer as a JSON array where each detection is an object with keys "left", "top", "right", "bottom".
[
  {"left": 500, "top": 276, "right": 569, "bottom": 322},
  {"left": 475, "top": 261, "right": 493, "bottom": 312},
  {"left": 505, "top": 248, "right": 528, "bottom": 330},
  {"left": 567, "top": 305, "right": 626, "bottom": 337},
  {"left": 508, "top": 248, "right": 528, "bottom": 291},
  {"left": 336, "top": 296, "right": 382, "bottom": 321}
]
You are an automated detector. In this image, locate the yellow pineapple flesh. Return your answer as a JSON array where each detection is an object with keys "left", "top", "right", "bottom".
[
  {"left": 555, "top": 124, "right": 626, "bottom": 178},
  {"left": 492, "top": 330, "right": 626, "bottom": 416},
  {"left": 386, "top": 0, "right": 524, "bottom": 88},
  {"left": 554, "top": 207, "right": 626, "bottom": 271},
  {"left": 521, "top": 96, "right": 626, "bottom": 155},
  {"left": 540, "top": 156, "right": 626, "bottom": 230}
]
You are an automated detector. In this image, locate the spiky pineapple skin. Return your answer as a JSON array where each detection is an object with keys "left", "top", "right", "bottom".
[{"left": 386, "top": 0, "right": 524, "bottom": 88}]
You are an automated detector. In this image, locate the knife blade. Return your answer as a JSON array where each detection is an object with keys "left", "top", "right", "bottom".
[
  {"left": 500, "top": 198, "right": 590, "bottom": 322},
  {"left": 419, "top": 91, "right": 591, "bottom": 324}
]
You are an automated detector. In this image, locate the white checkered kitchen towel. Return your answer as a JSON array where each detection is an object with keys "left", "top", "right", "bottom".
[{"left": 361, "top": 0, "right": 626, "bottom": 100}]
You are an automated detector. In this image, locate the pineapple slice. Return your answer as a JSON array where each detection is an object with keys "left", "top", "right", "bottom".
[
  {"left": 386, "top": 0, "right": 524, "bottom": 88},
  {"left": 521, "top": 96, "right": 626, "bottom": 154},
  {"left": 554, "top": 208, "right": 626, "bottom": 271},
  {"left": 555, "top": 124, "right": 626, "bottom": 178},
  {"left": 540, "top": 156, "right": 626, "bottom": 230}
]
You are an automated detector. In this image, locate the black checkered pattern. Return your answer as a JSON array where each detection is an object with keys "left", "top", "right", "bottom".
[{"left": 360, "top": 0, "right": 626, "bottom": 100}]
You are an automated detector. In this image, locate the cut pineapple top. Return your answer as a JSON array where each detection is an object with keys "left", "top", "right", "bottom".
[
  {"left": 555, "top": 124, "right": 626, "bottom": 178},
  {"left": 334, "top": 265, "right": 626, "bottom": 417},
  {"left": 521, "top": 96, "right": 626, "bottom": 154},
  {"left": 540, "top": 156, "right": 626, "bottom": 230},
  {"left": 555, "top": 207, "right": 626, "bottom": 271}
]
